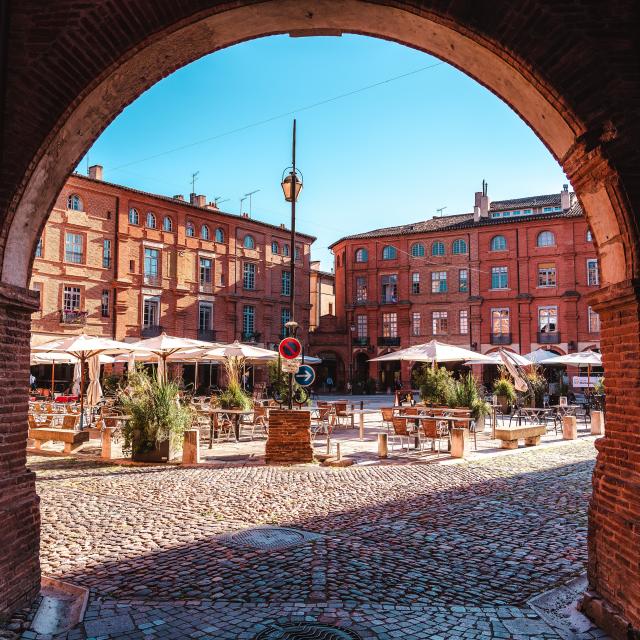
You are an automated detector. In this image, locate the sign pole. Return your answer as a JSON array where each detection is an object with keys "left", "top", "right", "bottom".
[{"left": 288, "top": 119, "right": 297, "bottom": 410}]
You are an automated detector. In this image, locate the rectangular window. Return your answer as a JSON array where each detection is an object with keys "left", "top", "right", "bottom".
[
  {"left": 199, "top": 302, "right": 213, "bottom": 332},
  {"left": 588, "top": 306, "right": 601, "bottom": 333},
  {"left": 281, "top": 308, "right": 291, "bottom": 337},
  {"left": 432, "top": 311, "right": 448, "bottom": 335},
  {"left": 459, "top": 309, "right": 469, "bottom": 334},
  {"left": 64, "top": 232, "right": 83, "bottom": 264},
  {"left": 143, "top": 248, "right": 160, "bottom": 285},
  {"left": 459, "top": 269, "right": 468, "bottom": 293},
  {"left": 381, "top": 274, "right": 398, "bottom": 303},
  {"left": 32, "top": 282, "right": 42, "bottom": 312},
  {"left": 539, "top": 306, "right": 558, "bottom": 333},
  {"left": 431, "top": 271, "right": 448, "bottom": 293},
  {"left": 63, "top": 286, "right": 81, "bottom": 311},
  {"left": 281, "top": 271, "right": 291, "bottom": 296},
  {"left": 538, "top": 263, "right": 557, "bottom": 287},
  {"left": 491, "top": 308, "right": 510, "bottom": 336},
  {"left": 242, "top": 305, "right": 255, "bottom": 337},
  {"left": 412, "top": 272, "right": 420, "bottom": 295},
  {"left": 101, "top": 289, "right": 110, "bottom": 317},
  {"left": 243, "top": 262, "right": 256, "bottom": 290},
  {"left": 199, "top": 257, "right": 212, "bottom": 291},
  {"left": 102, "top": 239, "right": 112, "bottom": 268},
  {"left": 35, "top": 237, "right": 43, "bottom": 258},
  {"left": 356, "top": 276, "right": 368, "bottom": 302},
  {"left": 382, "top": 312, "right": 398, "bottom": 338},
  {"left": 143, "top": 297, "right": 160, "bottom": 328},
  {"left": 587, "top": 259, "right": 599, "bottom": 286},
  {"left": 411, "top": 312, "right": 421, "bottom": 336},
  {"left": 357, "top": 314, "right": 367, "bottom": 338},
  {"left": 491, "top": 266, "right": 508, "bottom": 289}
]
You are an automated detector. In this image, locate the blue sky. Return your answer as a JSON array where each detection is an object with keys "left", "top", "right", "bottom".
[{"left": 81, "top": 35, "right": 567, "bottom": 270}]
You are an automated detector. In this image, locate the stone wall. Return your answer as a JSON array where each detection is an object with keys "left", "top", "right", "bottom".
[{"left": 265, "top": 410, "right": 313, "bottom": 465}]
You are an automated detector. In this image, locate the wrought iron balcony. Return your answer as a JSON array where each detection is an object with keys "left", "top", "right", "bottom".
[
  {"left": 377, "top": 336, "right": 401, "bottom": 347},
  {"left": 141, "top": 325, "right": 163, "bottom": 338},
  {"left": 59, "top": 309, "right": 87, "bottom": 325},
  {"left": 490, "top": 333, "right": 512, "bottom": 345},
  {"left": 143, "top": 273, "right": 161, "bottom": 287},
  {"left": 199, "top": 281, "right": 213, "bottom": 294},
  {"left": 538, "top": 331, "right": 560, "bottom": 344},
  {"left": 197, "top": 329, "right": 217, "bottom": 342},
  {"left": 353, "top": 336, "right": 370, "bottom": 346}
]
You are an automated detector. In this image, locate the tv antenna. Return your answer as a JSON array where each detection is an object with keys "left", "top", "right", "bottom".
[
  {"left": 213, "top": 196, "right": 229, "bottom": 207},
  {"left": 437, "top": 206, "right": 447, "bottom": 217},
  {"left": 191, "top": 171, "right": 199, "bottom": 193},
  {"left": 239, "top": 195, "right": 248, "bottom": 214},
  {"left": 244, "top": 189, "right": 260, "bottom": 217}
]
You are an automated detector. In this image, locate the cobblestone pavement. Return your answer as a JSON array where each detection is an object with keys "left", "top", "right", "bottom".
[{"left": 13, "top": 440, "right": 607, "bottom": 639}]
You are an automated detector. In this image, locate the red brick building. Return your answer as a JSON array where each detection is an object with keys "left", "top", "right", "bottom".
[
  {"left": 310, "top": 185, "right": 599, "bottom": 391},
  {"left": 30, "top": 167, "right": 314, "bottom": 353}
]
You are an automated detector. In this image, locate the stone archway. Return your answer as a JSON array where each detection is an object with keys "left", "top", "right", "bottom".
[{"left": 1, "top": 2, "right": 640, "bottom": 635}]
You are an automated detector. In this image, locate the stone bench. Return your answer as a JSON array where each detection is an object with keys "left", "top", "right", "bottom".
[
  {"left": 494, "top": 424, "right": 546, "bottom": 449},
  {"left": 29, "top": 428, "right": 89, "bottom": 453}
]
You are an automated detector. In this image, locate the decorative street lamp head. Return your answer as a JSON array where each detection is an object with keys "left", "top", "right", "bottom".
[{"left": 281, "top": 168, "right": 303, "bottom": 203}]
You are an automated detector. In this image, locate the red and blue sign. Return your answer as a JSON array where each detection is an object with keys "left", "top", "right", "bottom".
[{"left": 279, "top": 337, "right": 302, "bottom": 360}]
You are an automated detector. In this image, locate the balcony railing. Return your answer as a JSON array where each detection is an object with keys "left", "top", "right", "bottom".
[
  {"left": 353, "top": 336, "right": 370, "bottom": 346},
  {"left": 380, "top": 296, "right": 398, "bottom": 304},
  {"left": 242, "top": 332, "right": 261, "bottom": 343},
  {"left": 60, "top": 309, "right": 87, "bottom": 325},
  {"left": 197, "top": 329, "right": 217, "bottom": 342},
  {"left": 490, "top": 333, "right": 512, "bottom": 345},
  {"left": 538, "top": 331, "right": 560, "bottom": 344},
  {"left": 378, "top": 336, "right": 401, "bottom": 347},
  {"left": 143, "top": 273, "right": 161, "bottom": 287},
  {"left": 141, "top": 325, "right": 163, "bottom": 338},
  {"left": 199, "top": 281, "right": 213, "bottom": 294}
]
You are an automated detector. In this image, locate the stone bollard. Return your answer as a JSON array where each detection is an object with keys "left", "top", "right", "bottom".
[
  {"left": 591, "top": 410, "right": 605, "bottom": 436},
  {"left": 335, "top": 442, "right": 342, "bottom": 461},
  {"left": 182, "top": 429, "right": 200, "bottom": 465},
  {"left": 562, "top": 415, "right": 578, "bottom": 440},
  {"left": 377, "top": 433, "right": 388, "bottom": 458},
  {"left": 101, "top": 426, "right": 116, "bottom": 460},
  {"left": 451, "top": 427, "right": 468, "bottom": 458}
]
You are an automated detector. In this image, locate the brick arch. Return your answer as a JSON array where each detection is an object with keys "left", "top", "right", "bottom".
[{"left": 1, "top": 2, "right": 640, "bottom": 636}]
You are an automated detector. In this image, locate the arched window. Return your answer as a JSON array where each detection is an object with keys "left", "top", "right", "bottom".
[
  {"left": 162, "top": 216, "right": 173, "bottom": 232},
  {"left": 431, "top": 241, "right": 445, "bottom": 256},
  {"left": 186, "top": 221, "right": 195, "bottom": 237},
  {"left": 382, "top": 245, "right": 397, "bottom": 260},
  {"left": 283, "top": 244, "right": 290, "bottom": 257},
  {"left": 215, "top": 227, "right": 224, "bottom": 243},
  {"left": 452, "top": 238, "right": 467, "bottom": 254},
  {"left": 490, "top": 235, "right": 507, "bottom": 251},
  {"left": 411, "top": 243, "right": 425, "bottom": 257},
  {"left": 146, "top": 212, "right": 156, "bottom": 229},
  {"left": 537, "top": 230, "right": 556, "bottom": 247},
  {"left": 586, "top": 229, "right": 593, "bottom": 242},
  {"left": 244, "top": 235, "right": 255, "bottom": 249},
  {"left": 201, "top": 224, "right": 210, "bottom": 240},
  {"left": 271, "top": 241, "right": 279, "bottom": 254},
  {"left": 355, "top": 248, "right": 368, "bottom": 262},
  {"left": 67, "top": 194, "right": 83, "bottom": 211},
  {"left": 128, "top": 207, "right": 139, "bottom": 225}
]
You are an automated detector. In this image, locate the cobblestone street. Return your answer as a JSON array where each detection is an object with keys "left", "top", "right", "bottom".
[{"left": 19, "top": 440, "right": 604, "bottom": 639}]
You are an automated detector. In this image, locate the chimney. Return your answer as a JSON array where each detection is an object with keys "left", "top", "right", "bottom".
[
  {"left": 242, "top": 212, "right": 249, "bottom": 218},
  {"left": 190, "top": 193, "right": 206, "bottom": 207},
  {"left": 561, "top": 184, "right": 571, "bottom": 210},
  {"left": 173, "top": 194, "right": 185, "bottom": 201},
  {"left": 206, "top": 201, "right": 219, "bottom": 210},
  {"left": 88, "top": 164, "right": 103, "bottom": 180},
  {"left": 474, "top": 180, "right": 491, "bottom": 221},
  {"left": 189, "top": 192, "right": 197, "bottom": 205}
]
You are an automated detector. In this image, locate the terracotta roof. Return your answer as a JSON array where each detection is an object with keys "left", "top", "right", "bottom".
[
  {"left": 69, "top": 172, "right": 316, "bottom": 242},
  {"left": 490, "top": 193, "right": 563, "bottom": 210}
]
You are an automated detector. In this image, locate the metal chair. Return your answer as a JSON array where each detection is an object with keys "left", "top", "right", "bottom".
[{"left": 390, "top": 416, "right": 415, "bottom": 452}]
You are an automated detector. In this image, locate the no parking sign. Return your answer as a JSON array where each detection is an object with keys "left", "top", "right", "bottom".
[{"left": 279, "top": 337, "right": 302, "bottom": 360}]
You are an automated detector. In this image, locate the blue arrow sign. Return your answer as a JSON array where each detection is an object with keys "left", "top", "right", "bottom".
[{"left": 294, "top": 364, "right": 316, "bottom": 387}]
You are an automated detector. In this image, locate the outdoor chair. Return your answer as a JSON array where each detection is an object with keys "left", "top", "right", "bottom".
[
  {"left": 311, "top": 406, "right": 332, "bottom": 437},
  {"left": 420, "top": 417, "right": 449, "bottom": 456},
  {"left": 243, "top": 407, "right": 268, "bottom": 439},
  {"left": 62, "top": 414, "right": 79, "bottom": 430},
  {"left": 212, "top": 412, "right": 234, "bottom": 442},
  {"left": 333, "top": 402, "right": 355, "bottom": 430},
  {"left": 380, "top": 407, "right": 395, "bottom": 433},
  {"left": 390, "top": 416, "right": 417, "bottom": 452}
]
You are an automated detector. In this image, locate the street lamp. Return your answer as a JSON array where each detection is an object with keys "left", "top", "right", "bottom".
[{"left": 281, "top": 119, "right": 303, "bottom": 409}]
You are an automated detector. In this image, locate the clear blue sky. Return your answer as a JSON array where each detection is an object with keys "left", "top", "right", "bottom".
[{"left": 81, "top": 34, "right": 568, "bottom": 270}]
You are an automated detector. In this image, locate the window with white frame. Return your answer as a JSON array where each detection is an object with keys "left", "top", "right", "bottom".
[
  {"left": 431, "top": 241, "right": 445, "bottom": 257},
  {"left": 186, "top": 222, "right": 195, "bottom": 237},
  {"left": 67, "top": 194, "right": 83, "bottom": 211},
  {"left": 381, "top": 274, "right": 398, "bottom": 303},
  {"left": 452, "top": 238, "right": 467, "bottom": 254},
  {"left": 199, "top": 257, "right": 212, "bottom": 290},
  {"left": 412, "top": 272, "right": 420, "bottom": 294},
  {"left": 64, "top": 232, "right": 83, "bottom": 264},
  {"left": 491, "top": 308, "right": 510, "bottom": 337},
  {"left": 163, "top": 216, "right": 173, "bottom": 232},
  {"left": 242, "top": 305, "right": 255, "bottom": 336},
  {"left": 356, "top": 314, "right": 367, "bottom": 338},
  {"left": 199, "top": 302, "right": 213, "bottom": 333},
  {"left": 538, "top": 306, "right": 558, "bottom": 333},
  {"left": 411, "top": 312, "right": 421, "bottom": 336},
  {"left": 244, "top": 235, "right": 255, "bottom": 249},
  {"left": 281, "top": 271, "right": 291, "bottom": 296},
  {"left": 146, "top": 212, "right": 156, "bottom": 229},
  {"left": 491, "top": 266, "right": 508, "bottom": 289},
  {"left": 102, "top": 239, "right": 111, "bottom": 268},
  {"left": 459, "top": 309, "right": 468, "bottom": 334},
  {"left": 588, "top": 306, "right": 601, "bottom": 333},
  {"left": 63, "top": 286, "right": 81, "bottom": 311},
  {"left": 280, "top": 308, "right": 291, "bottom": 337},
  {"left": 143, "top": 297, "right": 160, "bottom": 328},
  {"left": 382, "top": 245, "right": 397, "bottom": 260},
  {"left": 382, "top": 312, "right": 398, "bottom": 337},
  {"left": 356, "top": 276, "right": 367, "bottom": 302},
  {"left": 490, "top": 235, "right": 507, "bottom": 251},
  {"left": 295, "top": 246, "right": 301, "bottom": 261},
  {"left": 411, "top": 243, "right": 425, "bottom": 257},
  {"left": 243, "top": 262, "right": 256, "bottom": 289},
  {"left": 431, "top": 271, "right": 447, "bottom": 293},
  {"left": 101, "top": 289, "right": 110, "bottom": 317},
  {"left": 459, "top": 268, "right": 468, "bottom": 292},
  {"left": 587, "top": 259, "right": 599, "bottom": 286},
  {"left": 432, "top": 311, "right": 448, "bottom": 335},
  {"left": 355, "top": 248, "right": 368, "bottom": 262},
  {"left": 283, "top": 244, "right": 289, "bottom": 257},
  {"left": 215, "top": 228, "right": 224, "bottom": 243},
  {"left": 128, "top": 207, "right": 139, "bottom": 224},
  {"left": 35, "top": 236, "right": 43, "bottom": 258},
  {"left": 537, "top": 230, "right": 555, "bottom": 247},
  {"left": 201, "top": 224, "right": 210, "bottom": 240},
  {"left": 271, "top": 241, "right": 279, "bottom": 254},
  {"left": 143, "top": 248, "right": 160, "bottom": 285},
  {"left": 538, "top": 263, "right": 556, "bottom": 287},
  {"left": 586, "top": 229, "right": 593, "bottom": 242}
]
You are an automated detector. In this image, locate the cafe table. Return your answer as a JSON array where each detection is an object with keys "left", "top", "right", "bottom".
[{"left": 210, "top": 408, "right": 254, "bottom": 442}]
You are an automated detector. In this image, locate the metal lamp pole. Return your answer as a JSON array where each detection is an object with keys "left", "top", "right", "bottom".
[{"left": 287, "top": 120, "right": 298, "bottom": 410}]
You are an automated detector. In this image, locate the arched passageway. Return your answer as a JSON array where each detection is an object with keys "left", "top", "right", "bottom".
[{"left": 1, "top": 2, "right": 639, "bottom": 636}]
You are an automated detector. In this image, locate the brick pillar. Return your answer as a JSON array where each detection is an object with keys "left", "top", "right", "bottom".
[
  {"left": 265, "top": 409, "right": 313, "bottom": 465},
  {"left": 583, "top": 281, "right": 640, "bottom": 638},
  {"left": 0, "top": 283, "right": 40, "bottom": 621}
]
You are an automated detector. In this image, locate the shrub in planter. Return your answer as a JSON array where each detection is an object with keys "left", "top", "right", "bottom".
[
  {"left": 492, "top": 376, "right": 516, "bottom": 412},
  {"left": 219, "top": 380, "right": 253, "bottom": 410},
  {"left": 413, "top": 365, "right": 454, "bottom": 406},
  {"left": 119, "top": 368, "right": 193, "bottom": 462},
  {"left": 447, "top": 372, "right": 491, "bottom": 424},
  {"left": 524, "top": 365, "right": 548, "bottom": 407}
]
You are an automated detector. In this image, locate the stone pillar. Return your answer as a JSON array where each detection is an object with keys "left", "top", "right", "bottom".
[
  {"left": 182, "top": 429, "right": 200, "bottom": 465},
  {"left": 562, "top": 415, "right": 578, "bottom": 440},
  {"left": 377, "top": 433, "right": 388, "bottom": 458},
  {"left": 265, "top": 410, "right": 313, "bottom": 465},
  {"left": 0, "top": 284, "right": 41, "bottom": 620},
  {"left": 590, "top": 411, "right": 604, "bottom": 436},
  {"left": 101, "top": 427, "right": 116, "bottom": 460},
  {"left": 583, "top": 281, "right": 640, "bottom": 638},
  {"left": 450, "top": 427, "right": 468, "bottom": 458}
]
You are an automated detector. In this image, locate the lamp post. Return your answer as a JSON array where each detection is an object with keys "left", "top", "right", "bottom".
[{"left": 281, "top": 119, "right": 303, "bottom": 409}]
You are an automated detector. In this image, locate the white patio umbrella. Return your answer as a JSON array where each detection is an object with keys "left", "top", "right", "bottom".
[
  {"left": 465, "top": 349, "right": 532, "bottom": 367},
  {"left": 31, "top": 352, "right": 114, "bottom": 396},
  {"left": 86, "top": 355, "right": 103, "bottom": 406},
  {"left": 524, "top": 348, "right": 558, "bottom": 363},
  {"left": 202, "top": 341, "right": 280, "bottom": 360},
  {"left": 369, "top": 340, "right": 486, "bottom": 364},
  {"left": 540, "top": 350, "right": 602, "bottom": 390},
  {"left": 72, "top": 362, "right": 81, "bottom": 396}
]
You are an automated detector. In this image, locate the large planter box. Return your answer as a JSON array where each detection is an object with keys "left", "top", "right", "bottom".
[{"left": 131, "top": 438, "right": 180, "bottom": 463}]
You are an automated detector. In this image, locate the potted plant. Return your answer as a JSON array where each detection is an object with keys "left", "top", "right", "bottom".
[
  {"left": 524, "top": 365, "right": 548, "bottom": 407},
  {"left": 219, "top": 356, "right": 253, "bottom": 409},
  {"left": 119, "top": 368, "right": 193, "bottom": 462},
  {"left": 413, "top": 364, "right": 454, "bottom": 406},
  {"left": 492, "top": 375, "right": 516, "bottom": 413},
  {"left": 447, "top": 372, "right": 492, "bottom": 431}
]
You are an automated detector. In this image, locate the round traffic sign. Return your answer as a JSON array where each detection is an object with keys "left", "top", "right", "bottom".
[
  {"left": 294, "top": 364, "right": 316, "bottom": 387},
  {"left": 279, "top": 337, "right": 302, "bottom": 360}
]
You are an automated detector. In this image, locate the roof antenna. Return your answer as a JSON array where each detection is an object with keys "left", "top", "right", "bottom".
[
  {"left": 482, "top": 180, "right": 488, "bottom": 197},
  {"left": 191, "top": 171, "right": 199, "bottom": 194},
  {"left": 436, "top": 206, "right": 447, "bottom": 217}
]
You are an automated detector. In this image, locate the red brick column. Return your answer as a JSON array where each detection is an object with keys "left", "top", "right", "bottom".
[
  {"left": 265, "top": 409, "right": 313, "bottom": 465},
  {"left": 583, "top": 280, "right": 640, "bottom": 638},
  {"left": 0, "top": 284, "right": 40, "bottom": 620}
]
